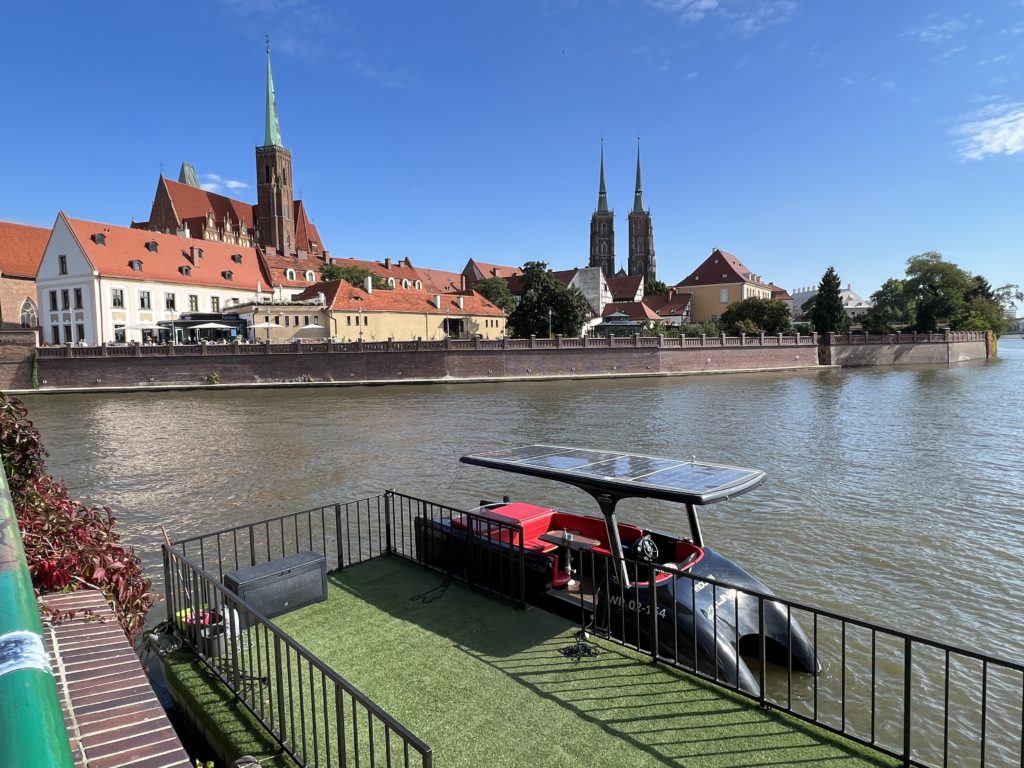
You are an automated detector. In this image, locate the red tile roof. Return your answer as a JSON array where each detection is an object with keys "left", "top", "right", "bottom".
[
  {"left": 330, "top": 257, "right": 425, "bottom": 286},
  {"left": 0, "top": 220, "right": 50, "bottom": 278},
  {"left": 162, "top": 177, "right": 255, "bottom": 229},
  {"left": 643, "top": 291, "right": 691, "bottom": 317},
  {"left": 62, "top": 213, "right": 265, "bottom": 290},
  {"left": 262, "top": 251, "right": 327, "bottom": 289},
  {"left": 417, "top": 265, "right": 465, "bottom": 293},
  {"left": 606, "top": 274, "right": 643, "bottom": 302},
  {"left": 294, "top": 200, "right": 324, "bottom": 254},
  {"left": 766, "top": 282, "right": 792, "bottom": 301},
  {"left": 465, "top": 259, "right": 522, "bottom": 281},
  {"left": 295, "top": 281, "right": 505, "bottom": 316},
  {"left": 676, "top": 248, "right": 762, "bottom": 287},
  {"left": 602, "top": 301, "right": 661, "bottom": 321},
  {"left": 506, "top": 268, "right": 578, "bottom": 295}
]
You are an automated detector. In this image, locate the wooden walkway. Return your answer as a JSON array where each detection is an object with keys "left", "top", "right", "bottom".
[{"left": 42, "top": 591, "right": 192, "bottom": 768}]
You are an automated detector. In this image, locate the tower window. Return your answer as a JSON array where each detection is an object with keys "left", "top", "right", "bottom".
[{"left": 265, "top": 166, "right": 271, "bottom": 184}]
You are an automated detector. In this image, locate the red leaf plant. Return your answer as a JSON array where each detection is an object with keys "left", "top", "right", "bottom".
[{"left": 0, "top": 395, "right": 152, "bottom": 642}]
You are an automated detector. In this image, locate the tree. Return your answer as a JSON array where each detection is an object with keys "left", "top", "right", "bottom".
[
  {"left": 332, "top": 265, "right": 388, "bottom": 290},
  {"left": 904, "top": 252, "right": 972, "bottom": 333},
  {"left": 719, "top": 297, "right": 792, "bottom": 335},
  {"left": 810, "top": 266, "right": 848, "bottom": 334},
  {"left": 507, "top": 261, "right": 590, "bottom": 338},
  {"left": 862, "top": 278, "right": 913, "bottom": 333},
  {"left": 644, "top": 278, "right": 669, "bottom": 297},
  {"left": 473, "top": 277, "right": 516, "bottom": 315},
  {"left": 320, "top": 261, "right": 343, "bottom": 281}
]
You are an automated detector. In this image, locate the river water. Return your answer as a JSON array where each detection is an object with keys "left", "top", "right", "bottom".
[{"left": 22, "top": 342, "right": 1024, "bottom": 664}]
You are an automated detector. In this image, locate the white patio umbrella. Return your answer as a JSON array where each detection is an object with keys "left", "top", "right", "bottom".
[
  {"left": 190, "top": 322, "right": 233, "bottom": 330},
  {"left": 250, "top": 320, "right": 278, "bottom": 341}
]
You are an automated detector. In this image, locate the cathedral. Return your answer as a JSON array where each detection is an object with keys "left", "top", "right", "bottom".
[
  {"left": 588, "top": 142, "right": 656, "bottom": 283},
  {"left": 136, "top": 43, "right": 329, "bottom": 291}
]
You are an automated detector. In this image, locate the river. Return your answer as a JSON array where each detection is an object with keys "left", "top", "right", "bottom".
[{"left": 21, "top": 341, "right": 1024, "bottom": 663}]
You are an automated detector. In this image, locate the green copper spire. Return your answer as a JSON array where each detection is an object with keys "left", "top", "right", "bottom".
[
  {"left": 597, "top": 140, "right": 609, "bottom": 213},
  {"left": 264, "top": 37, "right": 283, "bottom": 147},
  {"left": 632, "top": 139, "right": 645, "bottom": 214}
]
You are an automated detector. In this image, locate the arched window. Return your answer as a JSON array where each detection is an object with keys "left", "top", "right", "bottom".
[
  {"left": 20, "top": 298, "right": 37, "bottom": 328},
  {"left": 305, "top": 270, "right": 315, "bottom": 282},
  {"left": 414, "top": 280, "right": 422, "bottom": 290},
  {"left": 286, "top": 268, "right": 296, "bottom": 281},
  {"left": 387, "top": 277, "right": 395, "bottom": 288},
  {"left": 401, "top": 279, "right": 410, "bottom": 289}
]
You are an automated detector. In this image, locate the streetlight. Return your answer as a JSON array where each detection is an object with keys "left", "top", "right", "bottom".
[{"left": 548, "top": 307, "right": 553, "bottom": 339}]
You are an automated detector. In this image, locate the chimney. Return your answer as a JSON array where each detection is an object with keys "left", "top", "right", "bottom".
[
  {"left": 456, "top": 296, "right": 464, "bottom": 310},
  {"left": 384, "top": 258, "right": 391, "bottom": 269},
  {"left": 433, "top": 294, "right": 442, "bottom": 309},
  {"left": 363, "top": 275, "right": 373, "bottom": 294}
]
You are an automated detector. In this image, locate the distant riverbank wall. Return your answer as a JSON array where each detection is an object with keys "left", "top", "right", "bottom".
[
  {"left": 823, "top": 330, "right": 990, "bottom": 367},
  {"left": 0, "top": 330, "right": 992, "bottom": 392}
]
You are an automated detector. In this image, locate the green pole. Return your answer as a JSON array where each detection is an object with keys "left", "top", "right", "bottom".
[{"left": 0, "top": 468, "right": 75, "bottom": 768}]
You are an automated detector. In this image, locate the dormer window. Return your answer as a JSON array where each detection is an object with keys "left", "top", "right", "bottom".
[
  {"left": 222, "top": 270, "right": 234, "bottom": 281},
  {"left": 91, "top": 233, "right": 106, "bottom": 246},
  {"left": 285, "top": 268, "right": 296, "bottom": 281},
  {"left": 414, "top": 280, "right": 422, "bottom": 290},
  {"left": 179, "top": 266, "right": 192, "bottom": 276},
  {"left": 401, "top": 279, "right": 410, "bottom": 289},
  {"left": 387, "top": 277, "right": 395, "bottom": 288},
  {"left": 146, "top": 240, "right": 159, "bottom": 252},
  {"left": 129, "top": 259, "right": 143, "bottom": 272},
  {"left": 305, "top": 270, "right": 315, "bottom": 281},
  {"left": 231, "top": 253, "right": 243, "bottom": 264}
]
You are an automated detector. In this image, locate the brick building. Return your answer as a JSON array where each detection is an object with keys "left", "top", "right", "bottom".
[{"left": 0, "top": 221, "right": 48, "bottom": 330}]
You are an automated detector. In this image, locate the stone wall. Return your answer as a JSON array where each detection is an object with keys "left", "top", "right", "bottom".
[
  {"left": 0, "top": 331, "right": 37, "bottom": 390},
  {"left": 824, "top": 331, "right": 989, "bottom": 367}
]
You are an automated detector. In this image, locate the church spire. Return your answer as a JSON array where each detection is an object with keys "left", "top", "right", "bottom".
[
  {"left": 264, "top": 37, "right": 283, "bottom": 148},
  {"left": 597, "top": 140, "right": 609, "bottom": 213},
  {"left": 632, "top": 138, "right": 645, "bottom": 213}
]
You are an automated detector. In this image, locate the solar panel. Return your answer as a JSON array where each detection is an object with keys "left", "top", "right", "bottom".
[{"left": 461, "top": 445, "right": 765, "bottom": 505}]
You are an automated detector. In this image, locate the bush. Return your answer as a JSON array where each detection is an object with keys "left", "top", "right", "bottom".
[{"left": 0, "top": 395, "right": 152, "bottom": 642}]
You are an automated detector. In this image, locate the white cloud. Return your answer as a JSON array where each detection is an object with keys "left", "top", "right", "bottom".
[
  {"left": 911, "top": 18, "right": 965, "bottom": 43},
  {"left": 953, "top": 102, "right": 1024, "bottom": 160},
  {"left": 646, "top": 0, "right": 795, "bottom": 36},
  {"left": 200, "top": 173, "right": 249, "bottom": 194}
]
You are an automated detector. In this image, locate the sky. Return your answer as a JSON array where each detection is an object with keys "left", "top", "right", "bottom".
[{"left": 4, "top": 1, "right": 1023, "bottom": 305}]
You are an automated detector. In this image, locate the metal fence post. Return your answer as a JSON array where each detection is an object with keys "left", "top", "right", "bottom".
[
  {"left": 274, "top": 634, "right": 288, "bottom": 747},
  {"left": 384, "top": 490, "right": 394, "bottom": 555},
  {"left": 648, "top": 565, "right": 659, "bottom": 662},
  {"left": 334, "top": 503, "right": 344, "bottom": 570},
  {"left": 903, "top": 637, "right": 912, "bottom": 766}
]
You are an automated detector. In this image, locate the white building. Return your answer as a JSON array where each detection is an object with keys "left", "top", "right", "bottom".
[
  {"left": 790, "top": 283, "right": 872, "bottom": 322},
  {"left": 37, "top": 212, "right": 265, "bottom": 345}
]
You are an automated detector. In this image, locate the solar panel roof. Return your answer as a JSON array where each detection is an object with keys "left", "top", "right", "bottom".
[{"left": 460, "top": 445, "right": 765, "bottom": 505}]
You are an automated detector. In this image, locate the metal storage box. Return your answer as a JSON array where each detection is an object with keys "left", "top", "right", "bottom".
[{"left": 224, "top": 550, "right": 327, "bottom": 620}]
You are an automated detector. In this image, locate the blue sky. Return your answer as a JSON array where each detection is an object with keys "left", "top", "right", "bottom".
[{"left": 4, "top": 1, "right": 1023, "bottom": 304}]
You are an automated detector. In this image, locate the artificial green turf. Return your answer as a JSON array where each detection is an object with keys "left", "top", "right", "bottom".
[
  {"left": 164, "top": 650, "right": 295, "bottom": 768},
  {"left": 274, "top": 557, "right": 900, "bottom": 768}
]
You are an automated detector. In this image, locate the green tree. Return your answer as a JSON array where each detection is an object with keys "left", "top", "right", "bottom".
[
  {"left": 473, "top": 276, "right": 516, "bottom": 315},
  {"left": 644, "top": 278, "right": 669, "bottom": 297},
  {"left": 507, "top": 261, "right": 590, "bottom": 338},
  {"left": 862, "top": 278, "right": 913, "bottom": 333},
  {"left": 680, "top": 318, "right": 723, "bottom": 337},
  {"left": 719, "top": 297, "right": 792, "bottom": 335},
  {"left": 810, "top": 266, "right": 849, "bottom": 334},
  {"left": 320, "top": 261, "right": 343, "bottom": 281},
  {"left": 332, "top": 265, "right": 388, "bottom": 290},
  {"left": 904, "top": 252, "right": 974, "bottom": 333}
]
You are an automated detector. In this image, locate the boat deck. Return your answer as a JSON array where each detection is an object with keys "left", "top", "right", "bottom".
[{"left": 273, "top": 556, "right": 898, "bottom": 768}]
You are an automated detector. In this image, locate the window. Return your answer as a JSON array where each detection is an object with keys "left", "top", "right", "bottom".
[
  {"left": 164, "top": 292, "right": 176, "bottom": 311},
  {"left": 114, "top": 325, "right": 126, "bottom": 343},
  {"left": 346, "top": 316, "right": 351, "bottom": 326},
  {"left": 222, "top": 270, "right": 234, "bottom": 281},
  {"left": 415, "top": 280, "right": 422, "bottom": 290},
  {"left": 129, "top": 259, "right": 143, "bottom": 271},
  {"left": 74, "top": 288, "right": 83, "bottom": 310},
  {"left": 63, "top": 324, "right": 72, "bottom": 343},
  {"left": 112, "top": 288, "right": 124, "bottom": 308},
  {"left": 387, "top": 278, "right": 395, "bottom": 288},
  {"left": 75, "top": 324, "right": 85, "bottom": 342},
  {"left": 49, "top": 291, "right": 58, "bottom": 311},
  {"left": 294, "top": 315, "right": 299, "bottom": 326},
  {"left": 20, "top": 299, "right": 37, "bottom": 328},
  {"left": 58, "top": 255, "right": 68, "bottom": 275},
  {"left": 210, "top": 296, "right": 220, "bottom": 312},
  {"left": 285, "top": 269, "right": 296, "bottom": 281},
  {"left": 305, "top": 270, "right": 315, "bottom": 281},
  {"left": 363, "top": 315, "right": 368, "bottom": 326},
  {"left": 719, "top": 288, "right": 729, "bottom": 304},
  {"left": 60, "top": 289, "right": 70, "bottom": 310},
  {"left": 179, "top": 266, "right": 191, "bottom": 276},
  {"left": 50, "top": 325, "right": 59, "bottom": 344},
  {"left": 188, "top": 295, "right": 199, "bottom": 312},
  {"left": 402, "top": 279, "right": 410, "bottom": 289},
  {"left": 285, "top": 316, "right": 291, "bottom": 326},
  {"left": 139, "top": 290, "right": 151, "bottom": 310}
]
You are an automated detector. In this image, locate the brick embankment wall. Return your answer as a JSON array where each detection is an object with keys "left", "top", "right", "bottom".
[
  {"left": 825, "top": 331, "right": 990, "bottom": 367},
  {"left": 29, "top": 340, "right": 820, "bottom": 391},
  {"left": 0, "top": 330, "right": 37, "bottom": 390}
]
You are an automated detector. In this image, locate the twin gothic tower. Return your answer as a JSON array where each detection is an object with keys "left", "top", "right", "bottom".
[{"left": 588, "top": 142, "right": 656, "bottom": 282}]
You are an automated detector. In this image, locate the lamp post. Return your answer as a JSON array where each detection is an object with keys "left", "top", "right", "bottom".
[{"left": 548, "top": 307, "right": 553, "bottom": 339}]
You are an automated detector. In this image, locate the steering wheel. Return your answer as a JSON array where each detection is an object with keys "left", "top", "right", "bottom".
[{"left": 634, "top": 535, "right": 660, "bottom": 563}]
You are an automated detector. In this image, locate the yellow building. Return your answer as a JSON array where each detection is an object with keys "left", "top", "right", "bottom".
[
  {"left": 294, "top": 279, "right": 506, "bottom": 342},
  {"left": 675, "top": 249, "right": 774, "bottom": 322}
]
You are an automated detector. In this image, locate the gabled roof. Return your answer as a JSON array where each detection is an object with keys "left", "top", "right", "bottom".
[
  {"left": 606, "top": 274, "right": 643, "bottom": 302},
  {"left": 601, "top": 301, "right": 661, "bottom": 321},
  {"left": 416, "top": 266, "right": 464, "bottom": 294},
  {"left": 506, "top": 268, "right": 578, "bottom": 295},
  {"left": 61, "top": 214, "right": 264, "bottom": 291},
  {"left": 331, "top": 256, "right": 424, "bottom": 286},
  {"left": 464, "top": 259, "right": 522, "bottom": 281},
  {"left": 766, "top": 282, "right": 792, "bottom": 301},
  {"left": 0, "top": 220, "right": 50, "bottom": 278},
  {"left": 261, "top": 250, "right": 326, "bottom": 289},
  {"left": 162, "top": 177, "right": 255, "bottom": 230},
  {"left": 676, "top": 248, "right": 760, "bottom": 287},
  {"left": 643, "top": 291, "right": 691, "bottom": 317},
  {"left": 293, "top": 200, "right": 323, "bottom": 254},
  {"left": 294, "top": 281, "right": 505, "bottom": 317}
]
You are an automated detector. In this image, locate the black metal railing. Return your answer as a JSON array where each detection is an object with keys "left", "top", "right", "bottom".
[
  {"left": 581, "top": 550, "right": 1023, "bottom": 768},
  {"left": 163, "top": 544, "right": 432, "bottom": 768}
]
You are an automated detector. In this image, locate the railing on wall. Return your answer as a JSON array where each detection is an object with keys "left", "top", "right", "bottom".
[
  {"left": 0, "top": 467, "right": 75, "bottom": 768},
  {"left": 828, "top": 331, "right": 989, "bottom": 345},
  {"left": 36, "top": 333, "right": 822, "bottom": 358}
]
